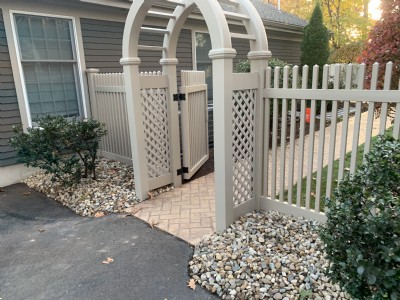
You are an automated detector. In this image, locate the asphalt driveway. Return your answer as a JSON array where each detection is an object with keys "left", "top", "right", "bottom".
[{"left": 0, "top": 183, "right": 217, "bottom": 300}]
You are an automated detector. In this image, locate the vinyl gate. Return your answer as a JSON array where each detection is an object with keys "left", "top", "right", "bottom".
[
  {"left": 180, "top": 71, "right": 209, "bottom": 180},
  {"left": 87, "top": 69, "right": 209, "bottom": 187}
]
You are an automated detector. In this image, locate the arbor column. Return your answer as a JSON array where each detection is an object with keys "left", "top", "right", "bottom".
[
  {"left": 248, "top": 50, "right": 272, "bottom": 208},
  {"left": 210, "top": 48, "right": 237, "bottom": 232},
  {"left": 120, "top": 57, "right": 149, "bottom": 201}
]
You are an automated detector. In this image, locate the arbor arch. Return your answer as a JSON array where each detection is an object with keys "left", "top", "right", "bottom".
[{"left": 120, "top": 0, "right": 271, "bottom": 231}]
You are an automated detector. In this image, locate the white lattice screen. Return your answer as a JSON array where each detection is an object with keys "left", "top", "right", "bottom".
[
  {"left": 141, "top": 88, "right": 171, "bottom": 179},
  {"left": 232, "top": 89, "right": 256, "bottom": 206}
]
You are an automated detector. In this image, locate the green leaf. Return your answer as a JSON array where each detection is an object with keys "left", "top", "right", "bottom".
[
  {"left": 367, "top": 274, "right": 377, "bottom": 285},
  {"left": 357, "top": 266, "right": 365, "bottom": 275}
]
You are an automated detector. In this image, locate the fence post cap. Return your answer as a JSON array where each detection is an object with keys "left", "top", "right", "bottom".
[
  {"left": 248, "top": 50, "right": 272, "bottom": 61},
  {"left": 208, "top": 48, "right": 237, "bottom": 60},
  {"left": 120, "top": 57, "right": 141, "bottom": 66},
  {"left": 160, "top": 58, "right": 179, "bottom": 66},
  {"left": 86, "top": 68, "right": 100, "bottom": 73}
]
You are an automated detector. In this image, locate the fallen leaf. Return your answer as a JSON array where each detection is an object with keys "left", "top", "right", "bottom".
[
  {"left": 150, "top": 220, "right": 159, "bottom": 229},
  {"left": 95, "top": 211, "right": 105, "bottom": 218},
  {"left": 187, "top": 279, "right": 196, "bottom": 290},
  {"left": 147, "top": 192, "right": 153, "bottom": 199},
  {"left": 37, "top": 228, "right": 46, "bottom": 233},
  {"left": 311, "top": 192, "right": 316, "bottom": 197},
  {"left": 102, "top": 257, "right": 114, "bottom": 264},
  {"left": 23, "top": 192, "right": 31, "bottom": 196},
  {"left": 124, "top": 207, "right": 142, "bottom": 215}
]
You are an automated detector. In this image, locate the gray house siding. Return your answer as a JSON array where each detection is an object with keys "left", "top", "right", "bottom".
[
  {"left": 269, "top": 38, "right": 302, "bottom": 65},
  {"left": 81, "top": 18, "right": 124, "bottom": 73},
  {"left": 81, "top": 18, "right": 193, "bottom": 77},
  {"left": 0, "top": 9, "right": 21, "bottom": 167}
]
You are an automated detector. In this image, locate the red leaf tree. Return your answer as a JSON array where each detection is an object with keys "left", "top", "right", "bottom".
[{"left": 362, "top": 0, "right": 400, "bottom": 90}]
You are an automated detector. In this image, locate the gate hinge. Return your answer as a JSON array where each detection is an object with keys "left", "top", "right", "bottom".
[
  {"left": 173, "top": 93, "right": 186, "bottom": 101},
  {"left": 177, "top": 167, "right": 189, "bottom": 176}
]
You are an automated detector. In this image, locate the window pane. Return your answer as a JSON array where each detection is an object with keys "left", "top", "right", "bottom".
[
  {"left": 14, "top": 14, "right": 82, "bottom": 121},
  {"left": 15, "top": 14, "right": 74, "bottom": 60},
  {"left": 22, "top": 62, "right": 80, "bottom": 119},
  {"left": 195, "top": 33, "right": 213, "bottom": 100}
]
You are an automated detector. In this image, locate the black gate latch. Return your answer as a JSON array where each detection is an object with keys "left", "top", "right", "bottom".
[
  {"left": 173, "top": 93, "right": 186, "bottom": 101},
  {"left": 177, "top": 167, "right": 189, "bottom": 176}
]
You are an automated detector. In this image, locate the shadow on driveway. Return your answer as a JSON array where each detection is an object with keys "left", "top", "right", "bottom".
[{"left": 0, "top": 183, "right": 217, "bottom": 300}]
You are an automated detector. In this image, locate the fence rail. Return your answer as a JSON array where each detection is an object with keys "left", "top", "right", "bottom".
[{"left": 261, "top": 62, "right": 400, "bottom": 222}]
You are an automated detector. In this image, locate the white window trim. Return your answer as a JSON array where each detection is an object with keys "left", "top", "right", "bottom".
[{"left": 9, "top": 10, "right": 87, "bottom": 126}]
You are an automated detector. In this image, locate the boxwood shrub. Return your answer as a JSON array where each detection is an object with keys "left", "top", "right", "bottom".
[
  {"left": 320, "top": 136, "right": 400, "bottom": 299},
  {"left": 10, "top": 116, "right": 107, "bottom": 186}
]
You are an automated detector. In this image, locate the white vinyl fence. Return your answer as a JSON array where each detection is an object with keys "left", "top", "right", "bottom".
[
  {"left": 86, "top": 69, "right": 169, "bottom": 176},
  {"left": 261, "top": 62, "right": 400, "bottom": 222},
  {"left": 86, "top": 70, "right": 132, "bottom": 165}
]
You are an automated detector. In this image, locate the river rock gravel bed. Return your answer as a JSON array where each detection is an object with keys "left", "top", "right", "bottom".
[
  {"left": 189, "top": 211, "right": 350, "bottom": 300},
  {"left": 24, "top": 157, "right": 173, "bottom": 216}
]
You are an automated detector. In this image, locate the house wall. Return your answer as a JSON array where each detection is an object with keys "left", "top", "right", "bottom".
[
  {"left": 0, "top": 1, "right": 304, "bottom": 185},
  {"left": 0, "top": 8, "right": 20, "bottom": 167},
  {"left": 81, "top": 18, "right": 193, "bottom": 84},
  {"left": 269, "top": 38, "right": 302, "bottom": 65}
]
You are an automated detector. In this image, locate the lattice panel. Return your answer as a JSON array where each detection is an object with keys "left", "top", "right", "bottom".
[
  {"left": 141, "top": 88, "right": 171, "bottom": 179},
  {"left": 232, "top": 89, "right": 256, "bottom": 206}
]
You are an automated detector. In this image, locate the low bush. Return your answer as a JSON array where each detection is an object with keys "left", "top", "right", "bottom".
[
  {"left": 320, "top": 136, "right": 400, "bottom": 299},
  {"left": 10, "top": 116, "right": 107, "bottom": 186},
  {"left": 234, "top": 58, "right": 302, "bottom": 88}
]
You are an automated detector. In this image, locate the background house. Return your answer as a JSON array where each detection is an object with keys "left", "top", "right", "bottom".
[{"left": 0, "top": 0, "right": 307, "bottom": 186}]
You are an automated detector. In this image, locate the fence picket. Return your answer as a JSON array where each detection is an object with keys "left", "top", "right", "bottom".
[
  {"left": 315, "top": 65, "right": 329, "bottom": 212},
  {"left": 364, "top": 63, "right": 379, "bottom": 157},
  {"left": 379, "top": 62, "right": 393, "bottom": 134},
  {"left": 279, "top": 66, "right": 289, "bottom": 201},
  {"left": 305, "top": 65, "right": 319, "bottom": 209},
  {"left": 350, "top": 64, "right": 366, "bottom": 174},
  {"left": 287, "top": 66, "right": 299, "bottom": 205},
  {"left": 296, "top": 65, "right": 309, "bottom": 207},
  {"left": 394, "top": 81, "right": 400, "bottom": 139},
  {"left": 325, "top": 64, "right": 340, "bottom": 198},
  {"left": 263, "top": 68, "right": 272, "bottom": 196},
  {"left": 338, "top": 64, "right": 353, "bottom": 182},
  {"left": 271, "top": 67, "right": 280, "bottom": 200}
]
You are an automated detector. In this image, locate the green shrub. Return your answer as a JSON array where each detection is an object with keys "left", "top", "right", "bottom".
[
  {"left": 10, "top": 116, "right": 107, "bottom": 186},
  {"left": 234, "top": 58, "right": 302, "bottom": 88},
  {"left": 320, "top": 136, "right": 400, "bottom": 299},
  {"left": 300, "top": 2, "right": 330, "bottom": 77}
]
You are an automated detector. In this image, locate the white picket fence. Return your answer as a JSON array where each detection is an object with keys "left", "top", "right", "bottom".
[{"left": 261, "top": 62, "right": 400, "bottom": 222}]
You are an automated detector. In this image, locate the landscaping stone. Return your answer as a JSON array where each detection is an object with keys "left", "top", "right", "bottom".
[
  {"left": 24, "top": 157, "right": 173, "bottom": 217},
  {"left": 189, "top": 211, "right": 351, "bottom": 299}
]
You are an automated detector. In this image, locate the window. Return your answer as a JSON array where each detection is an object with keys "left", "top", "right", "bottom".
[
  {"left": 13, "top": 13, "right": 83, "bottom": 122},
  {"left": 195, "top": 32, "right": 213, "bottom": 100}
]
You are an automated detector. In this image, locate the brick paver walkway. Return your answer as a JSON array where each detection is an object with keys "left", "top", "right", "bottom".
[{"left": 132, "top": 173, "right": 215, "bottom": 245}]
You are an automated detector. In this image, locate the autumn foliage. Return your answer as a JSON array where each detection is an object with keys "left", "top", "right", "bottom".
[
  {"left": 329, "top": 41, "right": 365, "bottom": 64},
  {"left": 362, "top": 0, "right": 400, "bottom": 89}
]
